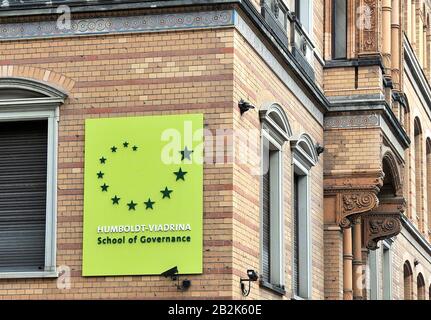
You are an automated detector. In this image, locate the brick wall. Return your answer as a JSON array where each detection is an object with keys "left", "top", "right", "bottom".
[
  {"left": 0, "top": 28, "right": 237, "bottom": 299},
  {"left": 231, "top": 28, "right": 324, "bottom": 300}
]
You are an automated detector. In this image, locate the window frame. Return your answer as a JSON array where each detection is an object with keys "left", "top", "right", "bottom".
[
  {"left": 259, "top": 103, "right": 292, "bottom": 295},
  {"left": 260, "top": 129, "right": 284, "bottom": 292},
  {"left": 368, "top": 249, "right": 379, "bottom": 300},
  {"left": 381, "top": 240, "right": 393, "bottom": 300},
  {"left": 0, "top": 78, "right": 65, "bottom": 279},
  {"left": 332, "top": 0, "right": 348, "bottom": 59},
  {"left": 295, "top": 0, "right": 313, "bottom": 36},
  {"left": 290, "top": 134, "right": 318, "bottom": 300}
]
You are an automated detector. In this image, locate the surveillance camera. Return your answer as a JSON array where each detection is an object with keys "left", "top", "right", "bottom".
[
  {"left": 247, "top": 269, "right": 258, "bottom": 281},
  {"left": 181, "top": 279, "right": 191, "bottom": 289},
  {"left": 161, "top": 266, "right": 178, "bottom": 279}
]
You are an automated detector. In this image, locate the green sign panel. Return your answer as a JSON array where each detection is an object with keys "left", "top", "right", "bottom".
[{"left": 82, "top": 114, "right": 203, "bottom": 276}]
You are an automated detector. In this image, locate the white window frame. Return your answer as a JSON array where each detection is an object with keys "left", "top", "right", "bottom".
[
  {"left": 260, "top": 128, "right": 284, "bottom": 289},
  {"left": 296, "top": 0, "right": 314, "bottom": 36},
  {"left": 290, "top": 133, "right": 318, "bottom": 300},
  {"left": 382, "top": 240, "right": 393, "bottom": 300},
  {"left": 259, "top": 103, "right": 292, "bottom": 294},
  {"left": 0, "top": 78, "right": 65, "bottom": 279},
  {"left": 369, "top": 249, "right": 380, "bottom": 300}
]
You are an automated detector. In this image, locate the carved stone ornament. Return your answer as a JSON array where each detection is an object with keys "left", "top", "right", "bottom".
[
  {"left": 363, "top": 213, "right": 402, "bottom": 250},
  {"left": 359, "top": 0, "right": 378, "bottom": 53},
  {"left": 337, "top": 191, "right": 379, "bottom": 228},
  {"left": 363, "top": 197, "right": 405, "bottom": 250}
]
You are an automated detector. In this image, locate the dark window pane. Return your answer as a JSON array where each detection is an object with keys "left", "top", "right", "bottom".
[
  {"left": 333, "top": 0, "right": 347, "bottom": 59},
  {"left": 0, "top": 120, "right": 48, "bottom": 272}
]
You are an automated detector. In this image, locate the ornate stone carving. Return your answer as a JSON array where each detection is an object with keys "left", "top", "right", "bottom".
[
  {"left": 324, "top": 114, "right": 380, "bottom": 129},
  {"left": 337, "top": 191, "right": 379, "bottom": 228},
  {"left": 0, "top": 10, "right": 234, "bottom": 41},
  {"left": 363, "top": 197, "right": 405, "bottom": 250},
  {"left": 363, "top": 213, "right": 402, "bottom": 250},
  {"left": 358, "top": 0, "right": 378, "bottom": 53}
]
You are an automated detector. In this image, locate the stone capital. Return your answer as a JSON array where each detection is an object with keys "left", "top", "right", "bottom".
[
  {"left": 337, "top": 191, "right": 379, "bottom": 228},
  {"left": 362, "top": 197, "right": 405, "bottom": 250}
]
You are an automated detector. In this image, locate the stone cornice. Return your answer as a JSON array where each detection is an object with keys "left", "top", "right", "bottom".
[
  {"left": 324, "top": 97, "right": 410, "bottom": 150},
  {"left": 0, "top": 0, "right": 331, "bottom": 119},
  {"left": 403, "top": 34, "right": 431, "bottom": 118},
  {"left": 401, "top": 215, "right": 431, "bottom": 258}
]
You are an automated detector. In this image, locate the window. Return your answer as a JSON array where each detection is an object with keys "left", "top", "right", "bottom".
[
  {"left": 382, "top": 242, "right": 392, "bottom": 300},
  {"left": 414, "top": 118, "right": 424, "bottom": 231},
  {"left": 369, "top": 249, "right": 379, "bottom": 300},
  {"left": 0, "top": 78, "right": 66, "bottom": 278},
  {"left": 291, "top": 134, "right": 318, "bottom": 299},
  {"left": 259, "top": 103, "right": 292, "bottom": 294},
  {"left": 417, "top": 273, "right": 425, "bottom": 300},
  {"left": 332, "top": 0, "right": 347, "bottom": 59},
  {"left": 427, "top": 138, "right": 431, "bottom": 235},
  {"left": 295, "top": 0, "right": 312, "bottom": 33},
  {"left": 403, "top": 261, "right": 413, "bottom": 300}
]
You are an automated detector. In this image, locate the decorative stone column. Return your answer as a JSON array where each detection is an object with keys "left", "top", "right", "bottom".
[
  {"left": 391, "top": 0, "right": 401, "bottom": 91},
  {"left": 336, "top": 190, "right": 379, "bottom": 300},
  {"left": 343, "top": 226, "right": 353, "bottom": 300},
  {"left": 412, "top": 0, "right": 417, "bottom": 49},
  {"left": 382, "top": 0, "right": 392, "bottom": 77},
  {"left": 417, "top": 2, "right": 424, "bottom": 65},
  {"left": 352, "top": 216, "right": 363, "bottom": 300}
]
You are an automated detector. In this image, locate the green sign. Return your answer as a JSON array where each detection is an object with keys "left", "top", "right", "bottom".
[{"left": 82, "top": 114, "right": 203, "bottom": 276}]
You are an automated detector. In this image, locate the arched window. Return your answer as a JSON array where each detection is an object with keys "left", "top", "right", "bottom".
[
  {"left": 403, "top": 261, "right": 413, "bottom": 300},
  {"left": 417, "top": 273, "right": 426, "bottom": 300},
  {"left": 414, "top": 117, "right": 424, "bottom": 231},
  {"left": 259, "top": 103, "right": 291, "bottom": 293},
  {"left": 0, "top": 77, "right": 66, "bottom": 278},
  {"left": 290, "top": 133, "right": 318, "bottom": 299}
]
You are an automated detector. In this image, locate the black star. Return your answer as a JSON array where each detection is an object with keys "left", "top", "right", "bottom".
[
  {"left": 161, "top": 187, "right": 173, "bottom": 199},
  {"left": 101, "top": 183, "right": 109, "bottom": 192},
  {"left": 127, "top": 201, "right": 137, "bottom": 211},
  {"left": 123, "top": 142, "right": 129, "bottom": 148},
  {"left": 111, "top": 195, "right": 120, "bottom": 205},
  {"left": 97, "top": 171, "right": 104, "bottom": 179},
  {"left": 132, "top": 145, "right": 138, "bottom": 151},
  {"left": 111, "top": 146, "right": 117, "bottom": 153},
  {"left": 174, "top": 168, "right": 187, "bottom": 181},
  {"left": 180, "top": 146, "right": 194, "bottom": 161},
  {"left": 100, "top": 157, "right": 107, "bottom": 164},
  {"left": 144, "top": 198, "right": 155, "bottom": 209}
]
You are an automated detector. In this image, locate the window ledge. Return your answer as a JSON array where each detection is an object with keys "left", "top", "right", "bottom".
[
  {"left": 0, "top": 271, "right": 58, "bottom": 279},
  {"left": 259, "top": 280, "right": 286, "bottom": 296},
  {"left": 291, "top": 294, "right": 307, "bottom": 300}
]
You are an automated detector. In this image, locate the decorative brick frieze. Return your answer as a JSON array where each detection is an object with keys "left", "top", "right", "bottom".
[{"left": 0, "top": 10, "right": 234, "bottom": 40}]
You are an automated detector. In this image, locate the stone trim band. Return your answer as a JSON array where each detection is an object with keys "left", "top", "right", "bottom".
[{"left": 0, "top": 10, "right": 234, "bottom": 40}]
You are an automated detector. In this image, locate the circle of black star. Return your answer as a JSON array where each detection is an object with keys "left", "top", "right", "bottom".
[
  {"left": 180, "top": 146, "right": 194, "bottom": 161},
  {"left": 100, "top": 157, "right": 107, "bottom": 164},
  {"left": 132, "top": 145, "right": 138, "bottom": 151},
  {"left": 144, "top": 198, "right": 155, "bottom": 209},
  {"left": 111, "top": 195, "right": 120, "bottom": 205},
  {"left": 111, "top": 146, "right": 118, "bottom": 153},
  {"left": 161, "top": 187, "right": 173, "bottom": 199},
  {"left": 101, "top": 183, "right": 109, "bottom": 192},
  {"left": 123, "top": 141, "right": 129, "bottom": 148},
  {"left": 174, "top": 168, "right": 187, "bottom": 181},
  {"left": 97, "top": 171, "right": 104, "bottom": 179},
  {"left": 127, "top": 201, "right": 137, "bottom": 211}
]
